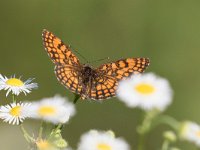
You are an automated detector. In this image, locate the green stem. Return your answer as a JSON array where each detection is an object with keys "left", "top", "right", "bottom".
[
  {"left": 137, "top": 112, "right": 179, "bottom": 150},
  {"left": 38, "top": 121, "right": 44, "bottom": 139},
  {"left": 138, "top": 133, "right": 145, "bottom": 150},
  {"left": 152, "top": 115, "right": 180, "bottom": 131},
  {"left": 137, "top": 110, "right": 159, "bottom": 150},
  {"left": 12, "top": 94, "right": 16, "bottom": 103},
  {"left": 54, "top": 123, "right": 63, "bottom": 134},
  {"left": 20, "top": 124, "right": 35, "bottom": 143},
  {"left": 49, "top": 123, "right": 63, "bottom": 139},
  {"left": 138, "top": 109, "right": 159, "bottom": 134},
  {"left": 73, "top": 94, "right": 80, "bottom": 104},
  {"left": 161, "top": 140, "right": 169, "bottom": 150}
]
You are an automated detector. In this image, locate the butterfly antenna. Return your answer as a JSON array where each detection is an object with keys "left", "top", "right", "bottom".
[
  {"left": 69, "top": 45, "right": 89, "bottom": 63},
  {"left": 88, "top": 57, "right": 110, "bottom": 64}
]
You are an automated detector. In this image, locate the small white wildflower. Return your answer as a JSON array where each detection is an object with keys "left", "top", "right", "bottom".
[
  {"left": 77, "top": 130, "right": 130, "bottom": 150},
  {"left": 180, "top": 121, "right": 200, "bottom": 147},
  {"left": 29, "top": 95, "right": 76, "bottom": 124},
  {"left": 117, "top": 73, "right": 173, "bottom": 111},
  {"left": 0, "top": 102, "right": 31, "bottom": 125},
  {"left": 0, "top": 74, "right": 38, "bottom": 97}
]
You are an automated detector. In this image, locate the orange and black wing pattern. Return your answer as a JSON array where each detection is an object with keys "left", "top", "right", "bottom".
[
  {"left": 89, "top": 75, "right": 117, "bottom": 100},
  {"left": 42, "top": 29, "right": 150, "bottom": 100},
  {"left": 89, "top": 58, "right": 150, "bottom": 100},
  {"left": 54, "top": 65, "right": 83, "bottom": 95},
  {"left": 42, "top": 29, "right": 80, "bottom": 66},
  {"left": 42, "top": 29, "right": 83, "bottom": 95}
]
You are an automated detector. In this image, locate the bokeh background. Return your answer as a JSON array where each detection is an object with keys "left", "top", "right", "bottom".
[{"left": 0, "top": 0, "right": 200, "bottom": 149}]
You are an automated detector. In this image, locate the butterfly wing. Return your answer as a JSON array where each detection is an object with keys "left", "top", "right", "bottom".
[
  {"left": 54, "top": 65, "right": 83, "bottom": 95},
  {"left": 42, "top": 29, "right": 83, "bottom": 95},
  {"left": 89, "top": 58, "right": 150, "bottom": 100},
  {"left": 42, "top": 29, "right": 80, "bottom": 66},
  {"left": 89, "top": 75, "right": 117, "bottom": 100}
]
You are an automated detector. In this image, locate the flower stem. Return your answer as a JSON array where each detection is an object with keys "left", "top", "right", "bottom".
[
  {"left": 73, "top": 94, "right": 80, "bottom": 104},
  {"left": 20, "top": 124, "right": 35, "bottom": 143},
  {"left": 137, "top": 110, "right": 159, "bottom": 150},
  {"left": 38, "top": 121, "right": 44, "bottom": 139},
  {"left": 12, "top": 94, "right": 16, "bottom": 103},
  {"left": 49, "top": 123, "right": 63, "bottom": 139},
  {"left": 161, "top": 140, "right": 169, "bottom": 150},
  {"left": 138, "top": 133, "right": 145, "bottom": 150},
  {"left": 138, "top": 109, "right": 160, "bottom": 134},
  {"left": 152, "top": 115, "right": 180, "bottom": 131},
  {"left": 137, "top": 111, "right": 179, "bottom": 150}
]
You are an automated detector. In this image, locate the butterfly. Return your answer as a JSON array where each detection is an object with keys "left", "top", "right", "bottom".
[{"left": 42, "top": 29, "right": 150, "bottom": 101}]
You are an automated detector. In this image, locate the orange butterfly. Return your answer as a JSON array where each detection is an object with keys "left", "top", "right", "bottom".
[{"left": 42, "top": 29, "right": 150, "bottom": 100}]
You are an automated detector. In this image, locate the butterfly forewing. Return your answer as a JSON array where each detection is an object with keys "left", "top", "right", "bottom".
[
  {"left": 97, "top": 58, "right": 150, "bottom": 80},
  {"left": 88, "top": 58, "right": 150, "bottom": 100},
  {"left": 42, "top": 29, "right": 80, "bottom": 66},
  {"left": 43, "top": 30, "right": 84, "bottom": 95}
]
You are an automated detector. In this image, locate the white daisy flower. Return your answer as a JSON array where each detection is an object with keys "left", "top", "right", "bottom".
[
  {"left": 0, "top": 74, "right": 38, "bottom": 97},
  {"left": 29, "top": 95, "right": 76, "bottom": 124},
  {"left": 0, "top": 102, "right": 31, "bottom": 125},
  {"left": 117, "top": 73, "right": 173, "bottom": 111},
  {"left": 180, "top": 121, "right": 200, "bottom": 147},
  {"left": 77, "top": 130, "right": 130, "bottom": 150}
]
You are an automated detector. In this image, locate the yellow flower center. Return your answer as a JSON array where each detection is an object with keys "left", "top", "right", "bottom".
[
  {"left": 36, "top": 140, "right": 52, "bottom": 150},
  {"left": 9, "top": 106, "right": 21, "bottom": 117},
  {"left": 135, "top": 83, "right": 155, "bottom": 94},
  {"left": 38, "top": 106, "right": 56, "bottom": 116},
  {"left": 6, "top": 78, "right": 24, "bottom": 86},
  {"left": 97, "top": 143, "right": 111, "bottom": 150}
]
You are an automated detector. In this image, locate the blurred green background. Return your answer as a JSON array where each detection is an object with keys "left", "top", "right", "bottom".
[{"left": 0, "top": 0, "right": 200, "bottom": 149}]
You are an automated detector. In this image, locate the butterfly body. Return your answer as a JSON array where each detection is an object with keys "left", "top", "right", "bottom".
[
  {"left": 78, "top": 65, "right": 97, "bottom": 99},
  {"left": 42, "top": 29, "right": 150, "bottom": 100},
  {"left": 81, "top": 65, "right": 95, "bottom": 84}
]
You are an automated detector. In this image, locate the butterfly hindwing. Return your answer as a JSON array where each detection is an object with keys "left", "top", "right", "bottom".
[
  {"left": 89, "top": 75, "right": 117, "bottom": 100},
  {"left": 55, "top": 65, "right": 83, "bottom": 95}
]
